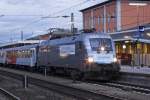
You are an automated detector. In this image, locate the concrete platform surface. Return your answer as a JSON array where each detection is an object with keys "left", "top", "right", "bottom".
[
  {"left": 121, "top": 65, "right": 150, "bottom": 75},
  {"left": 0, "top": 67, "right": 150, "bottom": 100}
]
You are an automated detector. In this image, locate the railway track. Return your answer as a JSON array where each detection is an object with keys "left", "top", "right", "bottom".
[
  {"left": 0, "top": 87, "right": 20, "bottom": 100},
  {"left": 102, "top": 82, "right": 150, "bottom": 94},
  {"left": 0, "top": 67, "right": 125, "bottom": 100},
  {"left": 0, "top": 66, "right": 150, "bottom": 100},
  {"left": 85, "top": 79, "right": 150, "bottom": 95}
]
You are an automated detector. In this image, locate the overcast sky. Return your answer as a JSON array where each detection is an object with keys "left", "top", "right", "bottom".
[{"left": 0, "top": 0, "right": 107, "bottom": 43}]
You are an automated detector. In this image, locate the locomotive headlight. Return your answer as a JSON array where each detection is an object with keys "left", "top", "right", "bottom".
[
  {"left": 88, "top": 57, "right": 94, "bottom": 63},
  {"left": 101, "top": 46, "right": 105, "bottom": 51},
  {"left": 113, "top": 57, "right": 117, "bottom": 62}
]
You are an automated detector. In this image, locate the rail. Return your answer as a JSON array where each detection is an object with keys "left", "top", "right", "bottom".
[
  {"left": 0, "top": 87, "right": 20, "bottom": 100},
  {"left": 0, "top": 67, "right": 124, "bottom": 100}
]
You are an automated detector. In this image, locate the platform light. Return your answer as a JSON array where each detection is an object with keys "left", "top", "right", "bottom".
[
  {"left": 129, "top": 2, "right": 147, "bottom": 6},
  {"left": 124, "top": 36, "right": 131, "bottom": 39},
  {"left": 125, "top": 41, "right": 129, "bottom": 43},
  {"left": 122, "top": 45, "right": 126, "bottom": 49}
]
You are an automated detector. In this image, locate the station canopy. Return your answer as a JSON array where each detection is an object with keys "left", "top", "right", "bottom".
[{"left": 110, "top": 24, "right": 150, "bottom": 44}]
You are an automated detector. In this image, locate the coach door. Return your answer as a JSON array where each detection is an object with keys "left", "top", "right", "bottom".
[{"left": 30, "top": 48, "right": 36, "bottom": 67}]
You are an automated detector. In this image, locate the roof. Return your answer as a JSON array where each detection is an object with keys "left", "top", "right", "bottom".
[
  {"left": 110, "top": 26, "right": 150, "bottom": 43},
  {"left": 27, "top": 28, "right": 72, "bottom": 40},
  {"left": 80, "top": 0, "right": 110, "bottom": 12},
  {"left": 5, "top": 44, "right": 38, "bottom": 51},
  {"left": 0, "top": 40, "right": 42, "bottom": 49}
]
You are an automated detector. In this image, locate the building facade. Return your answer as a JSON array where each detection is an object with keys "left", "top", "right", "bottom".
[
  {"left": 81, "top": 0, "right": 150, "bottom": 33},
  {"left": 81, "top": 0, "right": 150, "bottom": 66}
]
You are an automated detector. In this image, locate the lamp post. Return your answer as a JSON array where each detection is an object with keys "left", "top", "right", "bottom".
[{"left": 129, "top": 1, "right": 147, "bottom": 67}]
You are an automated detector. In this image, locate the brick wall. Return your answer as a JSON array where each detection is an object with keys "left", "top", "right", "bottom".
[
  {"left": 82, "top": 1, "right": 117, "bottom": 32},
  {"left": 121, "top": 0, "right": 150, "bottom": 30},
  {"left": 82, "top": 0, "right": 150, "bottom": 32},
  {"left": 93, "top": 6, "right": 104, "bottom": 32},
  {"left": 83, "top": 10, "right": 92, "bottom": 30},
  {"left": 105, "top": 1, "right": 116, "bottom": 32}
]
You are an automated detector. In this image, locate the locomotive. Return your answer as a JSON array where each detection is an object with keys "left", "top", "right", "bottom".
[{"left": 0, "top": 32, "right": 120, "bottom": 80}]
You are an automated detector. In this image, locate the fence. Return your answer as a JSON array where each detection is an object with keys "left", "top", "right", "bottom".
[{"left": 133, "top": 54, "right": 150, "bottom": 66}]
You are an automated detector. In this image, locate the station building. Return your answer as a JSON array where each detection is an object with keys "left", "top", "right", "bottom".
[{"left": 80, "top": 0, "right": 150, "bottom": 66}]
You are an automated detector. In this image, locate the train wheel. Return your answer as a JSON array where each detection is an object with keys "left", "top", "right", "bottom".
[
  {"left": 71, "top": 70, "right": 82, "bottom": 82},
  {"left": 29, "top": 67, "right": 36, "bottom": 72},
  {"left": 49, "top": 67, "right": 56, "bottom": 76},
  {"left": 81, "top": 73, "right": 86, "bottom": 81}
]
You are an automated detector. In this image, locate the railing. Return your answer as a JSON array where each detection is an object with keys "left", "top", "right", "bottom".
[{"left": 133, "top": 54, "right": 150, "bottom": 66}]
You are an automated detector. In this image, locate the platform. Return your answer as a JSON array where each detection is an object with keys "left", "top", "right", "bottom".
[{"left": 121, "top": 65, "right": 150, "bottom": 75}]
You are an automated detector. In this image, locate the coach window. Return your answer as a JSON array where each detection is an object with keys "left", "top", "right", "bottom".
[
  {"left": 26, "top": 50, "right": 29, "bottom": 58},
  {"left": 10, "top": 51, "right": 12, "bottom": 57},
  {"left": 14, "top": 51, "right": 16, "bottom": 57},
  {"left": 28, "top": 50, "right": 31, "bottom": 58},
  {"left": 16, "top": 51, "right": 18, "bottom": 57},
  {"left": 18, "top": 51, "right": 21, "bottom": 58},
  {"left": 12, "top": 51, "right": 14, "bottom": 56},
  {"left": 26, "top": 51, "right": 28, "bottom": 58},
  {"left": 47, "top": 46, "right": 51, "bottom": 52},
  {"left": 24, "top": 51, "right": 27, "bottom": 58},
  {"left": 22, "top": 51, "right": 24, "bottom": 58},
  {"left": 30, "top": 50, "right": 32, "bottom": 57},
  {"left": 26, "top": 50, "right": 28, "bottom": 58},
  {"left": 23, "top": 51, "right": 25, "bottom": 58},
  {"left": 21, "top": 51, "right": 23, "bottom": 58},
  {"left": 24, "top": 51, "right": 26, "bottom": 58},
  {"left": 27, "top": 51, "right": 29, "bottom": 58},
  {"left": 20, "top": 51, "right": 22, "bottom": 58}
]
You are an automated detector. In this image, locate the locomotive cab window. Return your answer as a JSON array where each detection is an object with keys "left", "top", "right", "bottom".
[{"left": 90, "top": 38, "right": 112, "bottom": 51}]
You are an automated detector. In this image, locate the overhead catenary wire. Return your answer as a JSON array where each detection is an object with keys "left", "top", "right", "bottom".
[
  {"left": 0, "top": 0, "right": 92, "bottom": 41},
  {"left": 0, "top": 14, "right": 44, "bottom": 17},
  {"left": 4, "top": 0, "right": 91, "bottom": 33},
  {"left": 42, "top": 0, "right": 90, "bottom": 18},
  {"left": 2, "top": 0, "right": 149, "bottom": 32}
]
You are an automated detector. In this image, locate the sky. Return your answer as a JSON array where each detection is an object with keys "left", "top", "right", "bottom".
[{"left": 0, "top": 0, "right": 107, "bottom": 43}]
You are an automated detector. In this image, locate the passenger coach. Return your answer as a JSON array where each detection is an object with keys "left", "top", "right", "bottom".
[{"left": 0, "top": 44, "right": 38, "bottom": 68}]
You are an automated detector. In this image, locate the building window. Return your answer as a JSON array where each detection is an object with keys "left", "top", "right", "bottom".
[
  {"left": 98, "top": 17, "right": 100, "bottom": 25},
  {"left": 107, "top": 13, "right": 111, "bottom": 32},
  {"left": 93, "top": 17, "right": 95, "bottom": 27},
  {"left": 107, "top": 14, "right": 111, "bottom": 23},
  {"left": 108, "top": 28, "right": 110, "bottom": 32}
]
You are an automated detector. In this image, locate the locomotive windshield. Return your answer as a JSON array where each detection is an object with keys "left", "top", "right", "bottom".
[{"left": 90, "top": 38, "right": 112, "bottom": 51}]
